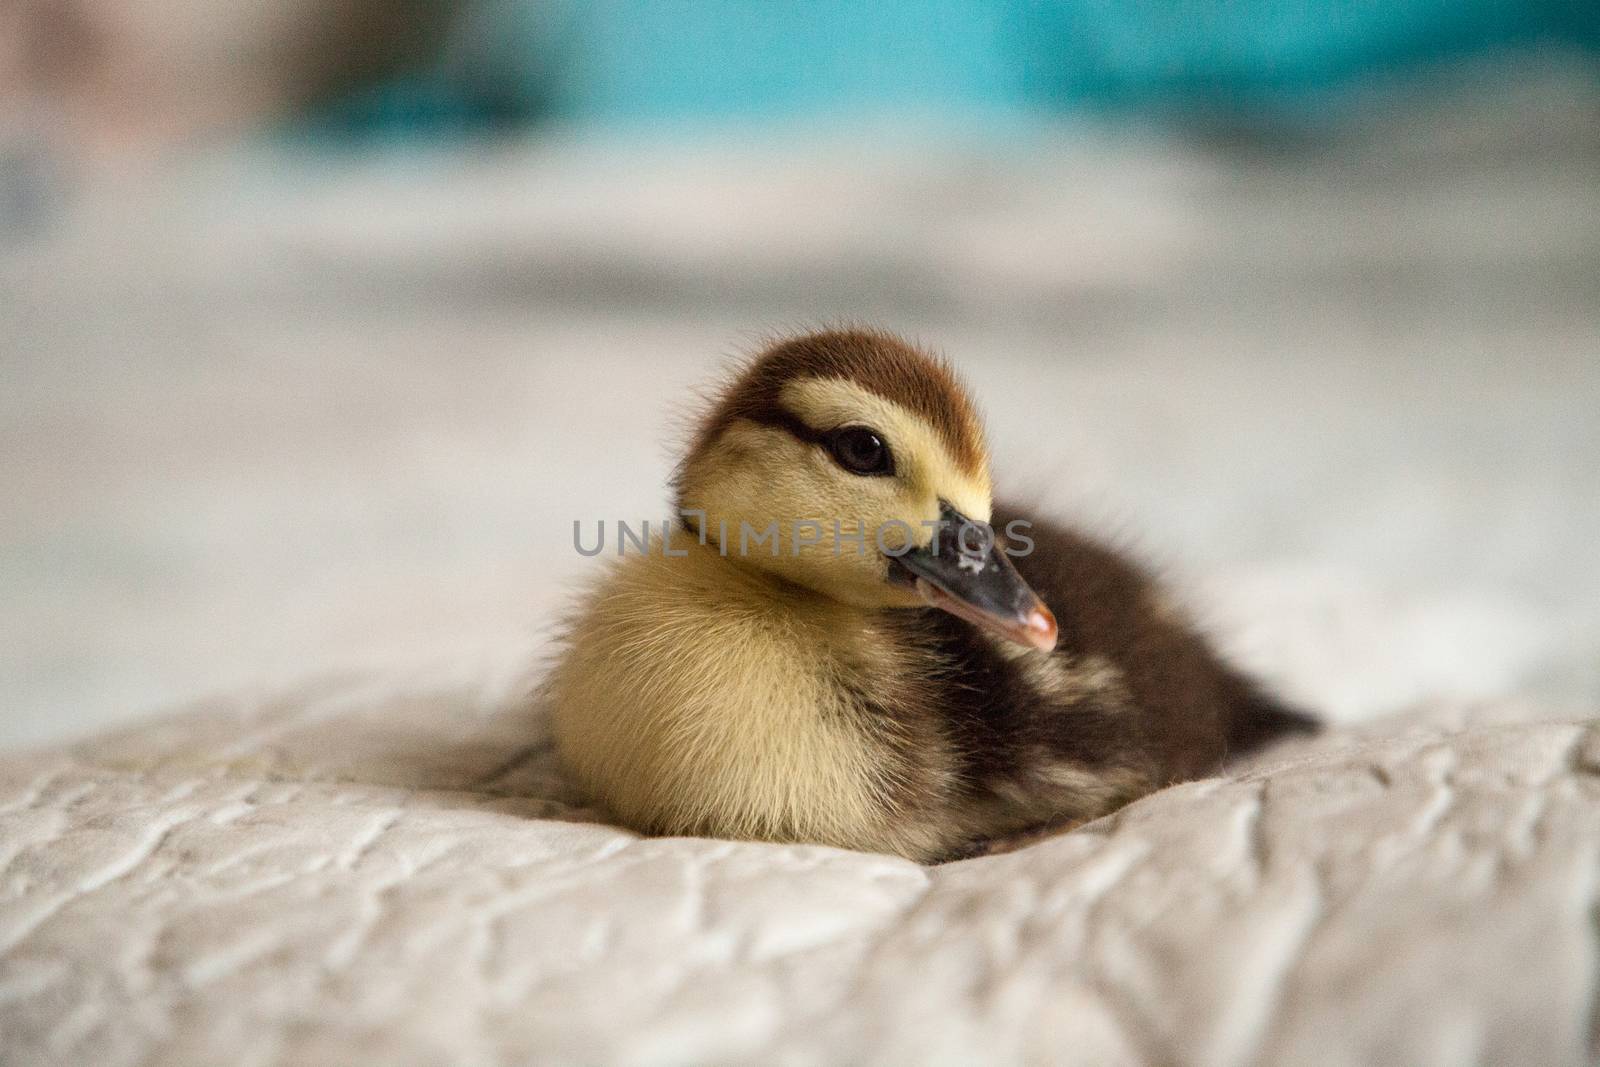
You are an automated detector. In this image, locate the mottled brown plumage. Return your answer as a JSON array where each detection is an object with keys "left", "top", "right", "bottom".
[
  {"left": 549, "top": 328, "right": 1316, "bottom": 862},
  {"left": 883, "top": 508, "right": 1316, "bottom": 857}
]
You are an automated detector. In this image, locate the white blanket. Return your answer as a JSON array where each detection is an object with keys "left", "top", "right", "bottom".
[{"left": 1, "top": 670, "right": 1596, "bottom": 1065}]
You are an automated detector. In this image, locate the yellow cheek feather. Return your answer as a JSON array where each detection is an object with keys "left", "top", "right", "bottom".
[{"left": 678, "top": 424, "right": 898, "bottom": 603}]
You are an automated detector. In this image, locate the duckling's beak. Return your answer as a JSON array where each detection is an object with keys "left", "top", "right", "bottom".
[{"left": 889, "top": 503, "right": 1058, "bottom": 653}]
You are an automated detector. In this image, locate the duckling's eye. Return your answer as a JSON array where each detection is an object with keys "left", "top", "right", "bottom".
[{"left": 825, "top": 426, "right": 894, "bottom": 476}]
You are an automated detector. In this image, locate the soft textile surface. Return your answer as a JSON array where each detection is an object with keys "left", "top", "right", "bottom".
[{"left": 1, "top": 669, "right": 1597, "bottom": 1066}]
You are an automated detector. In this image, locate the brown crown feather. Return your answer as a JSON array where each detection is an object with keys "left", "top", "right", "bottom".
[{"left": 679, "top": 329, "right": 988, "bottom": 495}]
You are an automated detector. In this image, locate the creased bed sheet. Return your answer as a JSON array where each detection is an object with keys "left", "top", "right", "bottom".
[{"left": 1, "top": 658, "right": 1595, "bottom": 1067}]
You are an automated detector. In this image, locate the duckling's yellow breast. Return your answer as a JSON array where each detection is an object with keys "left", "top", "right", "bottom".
[{"left": 546, "top": 537, "right": 903, "bottom": 852}]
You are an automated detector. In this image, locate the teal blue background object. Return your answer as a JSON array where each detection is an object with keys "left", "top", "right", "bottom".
[{"left": 319, "top": 0, "right": 1600, "bottom": 134}]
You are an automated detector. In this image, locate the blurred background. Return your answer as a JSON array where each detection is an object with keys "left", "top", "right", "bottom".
[{"left": 2, "top": 1, "right": 1598, "bottom": 748}]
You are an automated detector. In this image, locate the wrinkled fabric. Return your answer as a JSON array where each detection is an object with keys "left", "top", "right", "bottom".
[{"left": 1, "top": 667, "right": 1595, "bottom": 1066}]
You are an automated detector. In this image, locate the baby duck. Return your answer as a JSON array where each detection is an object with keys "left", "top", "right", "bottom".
[{"left": 548, "top": 328, "right": 1314, "bottom": 863}]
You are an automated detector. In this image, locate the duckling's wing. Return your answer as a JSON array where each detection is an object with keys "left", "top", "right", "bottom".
[{"left": 993, "top": 501, "right": 1318, "bottom": 771}]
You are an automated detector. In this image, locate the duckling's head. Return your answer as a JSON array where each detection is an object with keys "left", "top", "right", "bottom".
[{"left": 675, "top": 329, "right": 1056, "bottom": 651}]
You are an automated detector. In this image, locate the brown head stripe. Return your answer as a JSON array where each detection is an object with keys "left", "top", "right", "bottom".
[{"left": 686, "top": 329, "right": 988, "bottom": 478}]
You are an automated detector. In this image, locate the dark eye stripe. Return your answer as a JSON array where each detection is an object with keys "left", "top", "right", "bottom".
[
  {"left": 756, "top": 407, "right": 831, "bottom": 448},
  {"left": 747, "top": 408, "right": 896, "bottom": 477}
]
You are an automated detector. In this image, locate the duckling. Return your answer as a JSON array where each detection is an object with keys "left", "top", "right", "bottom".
[{"left": 547, "top": 328, "right": 1315, "bottom": 863}]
